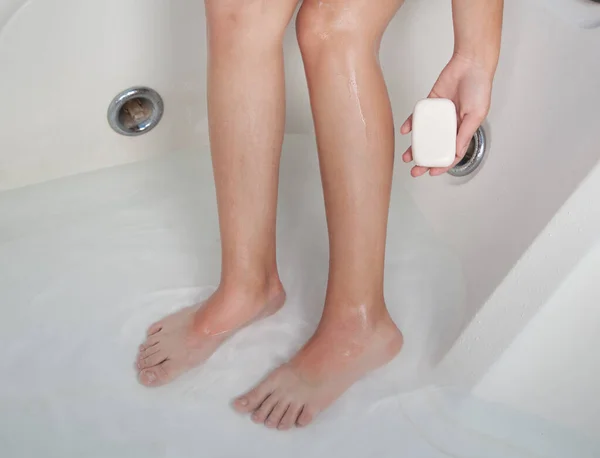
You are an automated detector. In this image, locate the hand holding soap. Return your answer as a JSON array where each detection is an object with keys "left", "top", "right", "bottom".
[{"left": 411, "top": 98, "right": 457, "bottom": 168}]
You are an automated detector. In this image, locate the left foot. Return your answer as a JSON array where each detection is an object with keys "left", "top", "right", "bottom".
[
  {"left": 136, "top": 281, "right": 285, "bottom": 387},
  {"left": 233, "top": 304, "right": 403, "bottom": 429}
]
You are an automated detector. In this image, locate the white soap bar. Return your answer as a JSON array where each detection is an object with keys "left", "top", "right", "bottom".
[{"left": 411, "top": 98, "right": 457, "bottom": 168}]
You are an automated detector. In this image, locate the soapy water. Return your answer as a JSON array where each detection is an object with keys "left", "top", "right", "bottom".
[{"left": 0, "top": 135, "right": 597, "bottom": 457}]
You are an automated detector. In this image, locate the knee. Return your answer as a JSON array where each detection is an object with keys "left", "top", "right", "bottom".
[
  {"left": 206, "top": 0, "right": 293, "bottom": 43},
  {"left": 295, "top": 2, "right": 370, "bottom": 55}
]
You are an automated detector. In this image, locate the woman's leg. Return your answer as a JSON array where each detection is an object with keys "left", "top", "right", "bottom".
[
  {"left": 136, "top": 0, "right": 299, "bottom": 387},
  {"left": 235, "top": 0, "right": 404, "bottom": 429}
]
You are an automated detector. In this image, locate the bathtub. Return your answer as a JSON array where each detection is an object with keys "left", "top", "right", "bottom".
[{"left": 1, "top": 0, "right": 599, "bottom": 456}]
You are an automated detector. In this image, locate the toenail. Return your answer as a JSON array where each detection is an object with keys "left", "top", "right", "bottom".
[
  {"left": 237, "top": 398, "right": 248, "bottom": 406},
  {"left": 145, "top": 371, "right": 156, "bottom": 382}
]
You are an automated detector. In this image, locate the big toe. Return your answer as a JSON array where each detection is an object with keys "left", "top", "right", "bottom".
[
  {"left": 297, "top": 406, "right": 317, "bottom": 427},
  {"left": 138, "top": 361, "right": 178, "bottom": 387}
]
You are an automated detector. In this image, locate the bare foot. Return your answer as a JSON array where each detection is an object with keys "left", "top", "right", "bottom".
[
  {"left": 233, "top": 305, "right": 403, "bottom": 429},
  {"left": 136, "top": 282, "right": 285, "bottom": 387}
]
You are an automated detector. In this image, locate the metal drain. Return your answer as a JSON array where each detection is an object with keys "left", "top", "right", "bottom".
[
  {"left": 107, "top": 87, "right": 164, "bottom": 136},
  {"left": 448, "top": 126, "right": 487, "bottom": 177}
]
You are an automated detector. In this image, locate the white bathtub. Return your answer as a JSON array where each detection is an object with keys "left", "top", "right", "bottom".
[{"left": 1, "top": 0, "right": 599, "bottom": 456}]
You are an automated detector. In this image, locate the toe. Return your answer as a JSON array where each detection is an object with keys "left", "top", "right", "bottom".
[
  {"left": 251, "top": 394, "right": 279, "bottom": 424},
  {"left": 139, "top": 335, "right": 160, "bottom": 351},
  {"left": 234, "top": 380, "right": 274, "bottom": 413},
  {"left": 146, "top": 321, "right": 164, "bottom": 336},
  {"left": 138, "top": 360, "right": 177, "bottom": 387},
  {"left": 278, "top": 402, "right": 303, "bottom": 430},
  {"left": 297, "top": 405, "right": 317, "bottom": 427},
  {"left": 265, "top": 402, "right": 289, "bottom": 429},
  {"left": 137, "top": 350, "right": 166, "bottom": 370},
  {"left": 139, "top": 345, "right": 161, "bottom": 359}
]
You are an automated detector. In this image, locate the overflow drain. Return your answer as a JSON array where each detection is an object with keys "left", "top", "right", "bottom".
[{"left": 107, "top": 87, "right": 164, "bottom": 136}]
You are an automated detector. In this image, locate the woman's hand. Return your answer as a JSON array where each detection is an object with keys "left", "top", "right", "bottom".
[{"left": 400, "top": 53, "right": 494, "bottom": 177}]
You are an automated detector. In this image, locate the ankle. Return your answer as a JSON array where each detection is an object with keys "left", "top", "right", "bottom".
[
  {"left": 219, "top": 269, "right": 284, "bottom": 300},
  {"left": 322, "top": 296, "right": 390, "bottom": 330},
  {"left": 324, "top": 287, "right": 385, "bottom": 312}
]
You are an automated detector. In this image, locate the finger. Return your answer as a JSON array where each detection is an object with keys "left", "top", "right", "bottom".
[
  {"left": 429, "top": 113, "right": 483, "bottom": 177},
  {"left": 429, "top": 166, "right": 451, "bottom": 176},
  {"left": 429, "top": 153, "right": 463, "bottom": 175},
  {"left": 411, "top": 165, "right": 429, "bottom": 177},
  {"left": 456, "top": 113, "right": 483, "bottom": 160},
  {"left": 427, "top": 88, "right": 441, "bottom": 99},
  {"left": 400, "top": 115, "right": 413, "bottom": 135},
  {"left": 402, "top": 146, "right": 413, "bottom": 163}
]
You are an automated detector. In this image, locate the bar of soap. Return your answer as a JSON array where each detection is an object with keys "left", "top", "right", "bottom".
[{"left": 411, "top": 98, "right": 457, "bottom": 168}]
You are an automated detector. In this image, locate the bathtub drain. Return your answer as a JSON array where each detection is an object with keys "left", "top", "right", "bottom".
[
  {"left": 448, "top": 126, "right": 487, "bottom": 177},
  {"left": 107, "top": 87, "right": 164, "bottom": 136}
]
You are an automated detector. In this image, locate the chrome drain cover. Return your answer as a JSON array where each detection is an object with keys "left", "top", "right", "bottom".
[
  {"left": 449, "top": 126, "right": 487, "bottom": 177},
  {"left": 107, "top": 87, "right": 164, "bottom": 136}
]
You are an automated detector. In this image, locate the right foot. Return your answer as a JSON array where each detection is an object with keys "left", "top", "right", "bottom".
[
  {"left": 136, "top": 281, "right": 285, "bottom": 387},
  {"left": 233, "top": 304, "right": 403, "bottom": 429}
]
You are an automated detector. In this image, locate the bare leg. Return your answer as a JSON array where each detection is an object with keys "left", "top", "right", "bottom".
[
  {"left": 136, "top": 0, "right": 299, "bottom": 387},
  {"left": 235, "top": 0, "right": 404, "bottom": 429}
]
